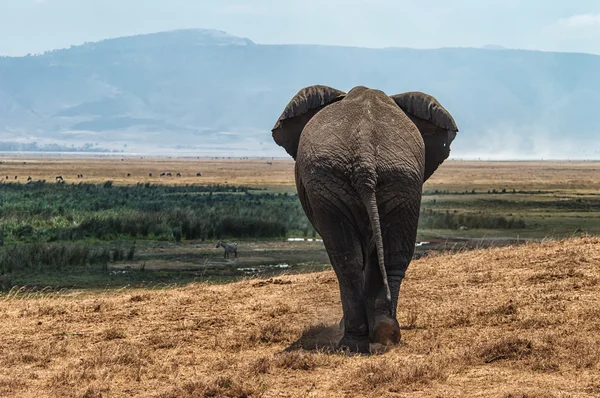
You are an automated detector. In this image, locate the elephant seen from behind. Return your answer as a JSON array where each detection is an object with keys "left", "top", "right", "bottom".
[{"left": 272, "top": 85, "right": 458, "bottom": 353}]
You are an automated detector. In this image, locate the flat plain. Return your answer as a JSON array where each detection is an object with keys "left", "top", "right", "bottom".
[
  {"left": 3, "top": 157, "right": 600, "bottom": 190},
  {"left": 0, "top": 156, "right": 296, "bottom": 187},
  {"left": 2, "top": 157, "right": 600, "bottom": 397},
  {"left": 4, "top": 157, "right": 600, "bottom": 238}
]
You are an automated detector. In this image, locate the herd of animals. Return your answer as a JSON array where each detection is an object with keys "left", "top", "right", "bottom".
[{"left": 2, "top": 171, "right": 203, "bottom": 183}]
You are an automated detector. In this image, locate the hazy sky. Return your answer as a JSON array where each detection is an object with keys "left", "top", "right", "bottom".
[{"left": 1, "top": 0, "right": 600, "bottom": 56}]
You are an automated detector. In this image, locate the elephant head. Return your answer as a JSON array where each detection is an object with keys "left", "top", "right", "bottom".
[
  {"left": 272, "top": 85, "right": 458, "bottom": 182},
  {"left": 271, "top": 85, "right": 458, "bottom": 353}
]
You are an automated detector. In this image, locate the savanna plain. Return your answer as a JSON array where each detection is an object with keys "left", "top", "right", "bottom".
[{"left": 1, "top": 157, "right": 600, "bottom": 397}]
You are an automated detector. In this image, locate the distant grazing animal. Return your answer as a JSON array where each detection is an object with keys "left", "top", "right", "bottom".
[
  {"left": 266, "top": 161, "right": 273, "bottom": 165},
  {"left": 55, "top": 176, "right": 64, "bottom": 182},
  {"left": 176, "top": 172, "right": 181, "bottom": 177},
  {"left": 127, "top": 173, "right": 131, "bottom": 177},
  {"left": 171, "top": 231, "right": 182, "bottom": 242},
  {"left": 149, "top": 173, "right": 153, "bottom": 177},
  {"left": 14, "top": 176, "right": 17, "bottom": 180},
  {"left": 166, "top": 172, "right": 172, "bottom": 177},
  {"left": 27, "top": 176, "right": 32, "bottom": 182},
  {"left": 5, "top": 176, "right": 8, "bottom": 180},
  {"left": 196, "top": 172, "right": 201, "bottom": 177},
  {"left": 216, "top": 240, "right": 238, "bottom": 259},
  {"left": 160, "top": 173, "right": 166, "bottom": 177}
]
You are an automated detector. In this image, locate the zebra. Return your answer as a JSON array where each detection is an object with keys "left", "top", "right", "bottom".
[{"left": 216, "top": 240, "right": 238, "bottom": 259}]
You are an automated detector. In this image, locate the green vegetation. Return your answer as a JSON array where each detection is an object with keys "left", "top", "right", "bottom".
[
  {"left": 419, "top": 188, "right": 600, "bottom": 238},
  {"left": 419, "top": 208, "right": 526, "bottom": 230},
  {"left": 0, "top": 181, "right": 311, "bottom": 244},
  {"left": 2, "top": 181, "right": 600, "bottom": 291},
  {"left": 0, "top": 182, "right": 314, "bottom": 290}
]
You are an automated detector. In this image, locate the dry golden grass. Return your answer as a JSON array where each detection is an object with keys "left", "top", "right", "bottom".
[
  {"left": 427, "top": 160, "right": 600, "bottom": 193},
  {"left": 0, "top": 157, "right": 295, "bottom": 187},
  {"left": 4, "top": 158, "right": 600, "bottom": 191},
  {"left": 2, "top": 236, "right": 600, "bottom": 397}
]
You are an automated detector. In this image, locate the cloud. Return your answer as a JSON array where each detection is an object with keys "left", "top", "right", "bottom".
[
  {"left": 557, "top": 13, "right": 600, "bottom": 29},
  {"left": 543, "top": 13, "right": 600, "bottom": 52}
]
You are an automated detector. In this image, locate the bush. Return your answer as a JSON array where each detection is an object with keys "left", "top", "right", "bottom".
[
  {"left": 419, "top": 209, "right": 526, "bottom": 230},
  {"left": 0, "top": 183, "right": 305, "bottom": 243},
  {"left": 0, "top": 242, "right": 135, "bottom": 277}
]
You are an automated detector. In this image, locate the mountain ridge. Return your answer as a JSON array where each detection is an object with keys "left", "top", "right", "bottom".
[{"left": 1, "top": 29, "right": 599, "bottom": 158}]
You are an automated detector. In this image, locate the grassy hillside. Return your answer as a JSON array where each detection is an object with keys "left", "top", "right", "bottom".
[
  {"left": 1, "top": 236, "right": 599, "bottom": 397},
  {"left": 1, "top": 29, "right": 600, "bottom": 157}
]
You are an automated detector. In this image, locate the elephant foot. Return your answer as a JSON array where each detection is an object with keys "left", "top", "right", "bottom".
[
  {"left": 371, "top": 316, "right": 401, "bottom": 347},
  {"left": 337, "top": 334, "right": 370, "bottom": 354}
]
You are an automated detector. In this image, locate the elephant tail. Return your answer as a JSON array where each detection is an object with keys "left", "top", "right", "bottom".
[{"left": 364, "top": 191, "right": 392, "bottom": 303}]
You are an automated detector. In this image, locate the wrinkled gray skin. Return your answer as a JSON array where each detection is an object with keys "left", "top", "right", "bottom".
[{"left": 272, "top": 85, "right": 458, "bottom": 353}]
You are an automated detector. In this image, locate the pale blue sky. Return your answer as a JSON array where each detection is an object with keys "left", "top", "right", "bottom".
[{"left": 1, "top": 0, "right": 600, "bottom": 56}]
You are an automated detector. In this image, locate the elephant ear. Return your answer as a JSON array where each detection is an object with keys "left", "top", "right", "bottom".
[
  {"left": 390, "top": 92, "right": 459, "bottom": 181},
  {"left": 272, "top": 85, "right": 346, "bottom": 159}
]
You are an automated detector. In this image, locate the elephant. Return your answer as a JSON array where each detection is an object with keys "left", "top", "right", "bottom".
[{"left": 271, "top": 85, "right": 458, "bottom": 353}]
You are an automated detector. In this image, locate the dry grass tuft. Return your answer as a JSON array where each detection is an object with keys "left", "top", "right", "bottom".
[
  {"left": 129, "top": 293, "right": 152, "bottom": 302},
  {"left": 156, "top": 375, "right": 267, "bottom": 398},
  {"left": 476, "top": 337, "right": 533, "bottom": 363},
  {"left": 103, "top": 327, "right": 126, "bottom": 340},
  {"left": 273, "top": 351, "right": 331, "bottom": 371},
  {"left": 249, "top": 356, "right": 272, "bottom": 375},
  {"left": 350, "top": 355, "right": 448, "bottom": 393},
  {"left": 2, "top": 236, "right": 600, "bottom": 396},
  {"left": 249, "top": 322, "right": 290, "bottom": 344},
  {"left": 0, "top": 378, "right": 26, "bottom": 395}
]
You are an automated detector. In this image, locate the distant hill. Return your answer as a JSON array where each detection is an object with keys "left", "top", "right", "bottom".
[
  {"left": 481, "top": 44, "right": 508, "bottom": 50},
  {"left": 1, "top": 29, "right": 599, "bottom": 158}
]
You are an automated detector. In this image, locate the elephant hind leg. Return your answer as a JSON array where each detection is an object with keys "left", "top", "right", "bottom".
[
  {"left": 313, "top": 206, "right": 369, "bottom": 353},
  {"left": 365, "top": 247, "right": 403, "bottom": 348},
  {"left": 364, "top": 197, "right": 420, "bottom": 347}
]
